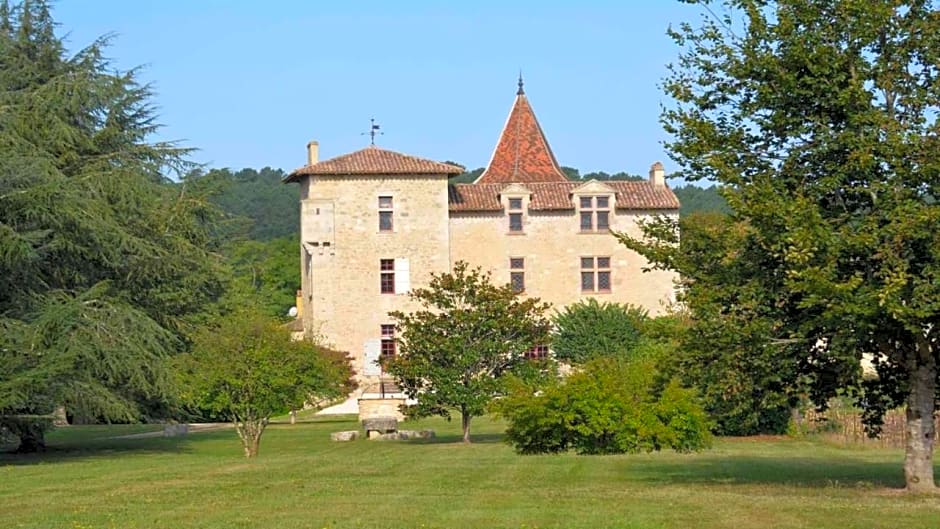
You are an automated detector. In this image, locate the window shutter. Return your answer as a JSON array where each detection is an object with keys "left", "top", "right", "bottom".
[
  {"left": 363, "top": 339, "right": 382, "bottom": 376},
  {"left": 394, "top": 258, "right": 410, "bottom": 293}
]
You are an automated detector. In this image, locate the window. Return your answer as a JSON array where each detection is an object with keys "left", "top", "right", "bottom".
[
  {"left": 378, "top": 196, "right": 393, "bottom": 232},
  {"left": 526, "top": 345, "right": 549, "bottom": 360},
  {"left": 581, "top": 256, "right": 612, "bottom": 293},
  {"left": 380, "top": 324, "right": 396, "bottom": 359},
  {"left": 380, "top": 259, "right": 395, "bottom": 293},
  {"left": 507, "top": 197, "right": 524, "bottom": 233},
  {"left": 579, "top": 195, "right": 611, "bottom": 232},
  {"left": 510, "top": 257, "right": 525, "bottom": 293}
]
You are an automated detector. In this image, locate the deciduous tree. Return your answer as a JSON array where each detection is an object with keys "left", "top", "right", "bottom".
[
  {"left": 177, "top": 310, "right": 353, "bottom": 457},
  {"left": 385, "top": 261, "right": 552, "bottom": 443},
  {"left": 619, "top": 213, "right": 800, "bottom": 435},
  {"left": 632, "top": 0, "right": 940, "bottom": 491}
]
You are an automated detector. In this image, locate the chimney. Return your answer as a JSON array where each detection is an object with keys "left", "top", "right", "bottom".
[
  {"left": 307, "top": 141, "right": 319, "bottom": 166},
  {"left": 649, "top": 161, "right": 665, "bottom": 187}
]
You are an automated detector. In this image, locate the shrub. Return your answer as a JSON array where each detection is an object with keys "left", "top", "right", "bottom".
[
  {"left": 494, "top": 358, "right": 712, "bottom": 455},
  {"left": 551, "top": 299, "right": 648, "bottom": 364}
]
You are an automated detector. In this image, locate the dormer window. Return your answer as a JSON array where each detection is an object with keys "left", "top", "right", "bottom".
[
  {"left": 508, "top": 197, "right": 524, "bottom": 233},
  {"left": 579, "top": 195, "right": 611, "bottom": 232}
]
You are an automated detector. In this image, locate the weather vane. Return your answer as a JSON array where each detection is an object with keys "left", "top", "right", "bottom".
[{"left": 362, "top": 117, "right": 383, "bottom": 145}]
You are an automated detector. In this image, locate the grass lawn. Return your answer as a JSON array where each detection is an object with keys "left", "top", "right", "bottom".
[{"left": 1, "top": 416, "right": 938, "bottom": 529}]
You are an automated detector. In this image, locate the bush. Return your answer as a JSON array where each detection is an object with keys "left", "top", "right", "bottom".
[
  {"left": 551, "top": 299, "right": 648, "bottom": 364},
  {"left": 494, "top": 358, "right": 712, "bottom": 455}
]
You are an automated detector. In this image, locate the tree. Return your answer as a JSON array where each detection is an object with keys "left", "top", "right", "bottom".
[
  {"left": 672, "top": 185, "right": 731, "bottom": 216},
  {"left": 177, "top": 310, "right": 353, "bottom": 457},
  {"left": 224, "top": 236, "right": 300, "bottom": 319},
  {"left": 620, "top": 212, "right": 800, "bottom": 435},
  {"left": 192, "top": 167, "right": 299, "bottom": 242},
  {"left": 551, "top": 299, "right": 648, "bottom": 364},
  {"left": 0, "top": 1, "right": 225, "bottom": 451},
  {"left": 636, "top": 0, "right": 940, "bottom": 491},
  {"left": 385, "top": 261, "right": 552, "bottom": 443},
  {"left": 449, "top": 167, "right": 484, "bottom": 184},
  {"left": 580, "top": 171, "right": 645, "bottom": 182}
]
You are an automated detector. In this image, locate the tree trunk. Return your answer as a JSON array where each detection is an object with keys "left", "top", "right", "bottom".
[
  {"left": 53, "top": 405, "right": 69, "bottom": 427},
  {"left": 904, "top": 346, "right": 937, "bottom": 493},
  {"left": 461, "top": 413, "right": 471, "bottom": 444},
  {"left": 245, "top": 432, "right": 262, "bottom": 458},
  {"left": 234, "top": 417, "right": 267, "bottom": 458},
  {"left": 15, "top": 422, "right": 47, "bottom": 453}
]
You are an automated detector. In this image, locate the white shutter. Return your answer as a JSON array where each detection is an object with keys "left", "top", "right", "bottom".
[
  {"left": 363, "top": 339, "right": 382, "bottom": 376},
  {"left": 394, "top": 258, "right": 410, "bottom": 293}
]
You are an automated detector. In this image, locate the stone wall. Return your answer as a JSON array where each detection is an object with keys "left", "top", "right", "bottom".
[
  {"left": 358, "top": 397, "right": 406, "bottom": 422},
  {"left": 448, "top": 206, "right": 678, "bottom": 316},
  {"left": 297, "top": 173, "right": 452, "bottom": 385}
]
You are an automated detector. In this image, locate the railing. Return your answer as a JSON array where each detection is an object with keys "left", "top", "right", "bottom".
[{"left": 379, "top": 377, "right": 401, "bottom": 398}]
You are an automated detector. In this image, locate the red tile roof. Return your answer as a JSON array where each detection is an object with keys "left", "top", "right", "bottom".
[
  {"left": 476, "top": 88, "right": 568, "bottom": 184},
  {"left": 449, "top": 184, "right": 503, "bottom": 211},
  {"left": 448, "top": 181, "right": 680, "bottom": 212},
  {"left": 284, "top": 145, "right": 463, "bottom": 182}
]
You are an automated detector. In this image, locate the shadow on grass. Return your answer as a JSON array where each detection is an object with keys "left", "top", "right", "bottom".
[
  {"left": 625, "top": 454, "right": 908, "bottom": 489},
  {"left": 401, "top": 432, "right": 506, "bottom": 445},
  {"left": 0, "top": 434, "right": 196, "bottom": 467},
  {"left": 268, "top": 417, "right": 359, "bottom": 426}
]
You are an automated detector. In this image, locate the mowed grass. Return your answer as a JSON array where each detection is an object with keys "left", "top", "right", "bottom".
[{"left": 1, "top": 416, "right": 938, "bottom": 529}]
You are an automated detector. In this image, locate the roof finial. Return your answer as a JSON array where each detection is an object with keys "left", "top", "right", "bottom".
[
  {"left": 361, "top": 117, "right": 383, "bottom": 145},
  {"left": 517, "top": 71, "right": 525, "bottom": 95}
]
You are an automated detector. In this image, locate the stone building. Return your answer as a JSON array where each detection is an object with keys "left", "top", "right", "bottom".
[{"left": 283, "top": 80, "right": 680, "bottom": 392}]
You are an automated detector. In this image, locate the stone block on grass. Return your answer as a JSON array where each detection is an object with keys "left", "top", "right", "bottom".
[{"left": 331, "top": 430, "right": 359, "bottom": 441}]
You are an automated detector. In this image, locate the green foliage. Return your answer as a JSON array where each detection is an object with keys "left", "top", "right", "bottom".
[
  {"left": 672, "top": 185, "right": 730, "bottom": 217},
  {"left": 636, "top": 0, "right": 940, "bottom": 490},
  {"left": 385, "top": 261, "right": 552, "bottom": 442},
  {"left": 619, "top": 212, "right": 803, "bottom": 435},
  {"left": 495, "top": 358, "right": 712, "bottom": 455},
  {"left": 221, "top": 235, "right": 299, "bottom": 319},
  {"left": 561, "top": 166, "right": 580, "bottom": 180},
  {"left": 551, "top": 299, "right": 648, "bottom": 364},
  {"left": 176, "top": 309, "right": 353, "bottom": 457},
  {"left": 0, "top": 1, "right": 225, "bottom": 450},
  {"left": 449, "top": 167, "right": 484, "bottom": 184},
  {"left": 190, "top": 167, "right": 299, "bottom": 242},
  {"left": 579, "top": 171, "right": 645, "bottom": 182}
]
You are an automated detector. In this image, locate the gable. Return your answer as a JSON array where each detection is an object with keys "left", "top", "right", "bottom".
[{"left": 570, "top": 180, "right": 616, "bottom": 195}]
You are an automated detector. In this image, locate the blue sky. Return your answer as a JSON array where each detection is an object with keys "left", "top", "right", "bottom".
[{"left": 54, "top": 1, "right": 705, "bottom": 179}]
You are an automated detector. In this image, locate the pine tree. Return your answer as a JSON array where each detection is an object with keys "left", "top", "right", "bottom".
[{"left": 0, "top": 1, "right": 224, "bottom": 451}]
